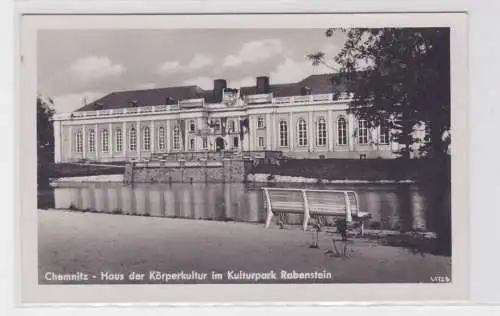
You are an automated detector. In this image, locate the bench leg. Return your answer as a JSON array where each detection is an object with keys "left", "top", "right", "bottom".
[{"left": 264, "top": 208, "right": 274, "bottom": 229}]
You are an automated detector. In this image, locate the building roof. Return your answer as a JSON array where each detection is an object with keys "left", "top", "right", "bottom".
[{"left": 75, "top": 73, "right": 352, "bottom": 112}]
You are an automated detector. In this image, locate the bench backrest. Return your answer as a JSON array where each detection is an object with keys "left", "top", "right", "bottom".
[{"left": 262, "top": 188, "right": 360, "bottom": 229}]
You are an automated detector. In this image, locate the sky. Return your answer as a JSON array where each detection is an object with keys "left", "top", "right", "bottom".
[{"left": 37, "top": 29, "right": 347, "bottom": 113}]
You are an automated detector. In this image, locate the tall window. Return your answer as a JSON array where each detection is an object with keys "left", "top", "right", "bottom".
[
  {"left": 189, "top": 138, "right": 195, "bottom": 150},
  {"left": 258, "top": 136, "right": 265, "bottom": 148},
  {"left": 75, "top": 130, "right": 83, "bottom": 153},
  {"left": 379, "top": 125, "right": 389, "bottom": 144},
  {"left": 214, "top": 120, "right": 221, "bottom": 133},
  {"left": 337, "top": 117, "right": 347, "bottom": 145},
  {"left": 229, "top": 120, "right": 236, "bottom": 133},
  {"left": 233, "top": 137, "right": 239, "bottom": 148},
  {"left": 279, "top": 120, "right": 288, "bottom": 147},
  {"left": 88, "top": 129, "right": 95, "bottom": 153},
  {"left": 143, "top": 126, "right": 151, "bottom": 151},
  {"left": 257, "top": 116, "right": 265, "bottom": 129},
  {"left": 189, "top": 120, "right": 195, "bottom": 133},
  {"left": 202, "top": 136, "right": 208, "bottom": 149},
  {"left": 158, "top": 127, "right": 166, "bottom": 150},
  {"left": 173, "top": 126, "right": 180, "bottom": 150},
  {"left": 358, "top": 119, "right": 368, "bottom": 144},
  {"left": 298, "top": 119, "right": 308, "bottom": 147},
  {"left": 101, "top": 129, "right": 109, "bottom": 152},
  {"left": 424, "top": 122, "right": 431, "bottom": 143},
  {"left": 129, "top": 127, "right": 137, "bottom": 151},
  {"left": 317, "top": 118, "right": 327, "bottom": 146},
  {"left": 115, "top": 128, "right": 123, "bottom": 152}
]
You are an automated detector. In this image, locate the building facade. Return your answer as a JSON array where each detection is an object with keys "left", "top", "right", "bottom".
[{"left": 52, "top": 74, "right": 427, "bottom": 163}]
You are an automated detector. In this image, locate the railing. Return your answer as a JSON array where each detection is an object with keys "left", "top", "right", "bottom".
[
  {"left": 64, "top": 92, "right": 353, "bottom": 119},
  {"left": 245, "top": 93, "right": 273, "bottom": 104},
  {"left": 179, "top": 98, "right": 205, "bottom": 108}
]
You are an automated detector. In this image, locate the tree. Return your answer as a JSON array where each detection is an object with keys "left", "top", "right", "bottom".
[
  {"left": 37, "top": 96, "right": 55, "bottom": 188},
  {"left": 308, "top": 28, "right": 450, "bottom": 160}
]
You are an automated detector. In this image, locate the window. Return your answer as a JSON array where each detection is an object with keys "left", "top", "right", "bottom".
[
  {"left": 115, "top": 128, "right": 123, "bottom": 152},
  {"left": 317, "top": 118, "right": 327, "bottom": 146},
  {"left": 158, "top": 127, "right": 166, "bottom": 150},
  {"left": 279, "top": 120, "right": 288, "bottom": 147},
  {"left": 202, "top": 136, "right": 208, "bottom": 149},
  {"left": 233, "top": 137, "right": 239, "bottom": 148},
  {"left": 189, "top": 120, "right": 195, "bottom": 133},
  {"left": 424, "top": 122, "right": 431, "bottom": 142},
  {"left": 229, "top": 120, "right": 236, "bottom": 133},
  {"left": 379, "top": 125, "right": 390, "bottom": 144},
  {"left": 214, "top": 120, "right": 221, "bottom": 133},
  {"left": 257, "top": 117, "right": 265, "bottom": 129},
  {"left": 173, "top": 126, "right": 180, "bottom": 150},
  {"left": 129, "top": 127, "right": 137, "bottom": 151},
  {"left": 258, "top": 136, "right": 265, "bottom": 148},
  {"left": 75, "top": 130, "right": 83, "bottom": 153},
  {"left": 101, "top": 129, "right": 109, "bottom": 152},
  {"left": 337, "top": 117, "right": 347, "bottom": 145},
  {"left": 358, "top": 119, "right": 368, "bottom": 144},
  {"left": 297, "top": 119, "right": 308, "bottom": 147},
  {"left": 88, "top": 129, "right": 95, "bottom": 153},
  {"left": 143, "top": 127, "right": 151, "bottom": 151}
]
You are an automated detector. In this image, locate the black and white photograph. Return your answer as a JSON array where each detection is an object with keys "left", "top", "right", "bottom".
[{"left": 19, "top": 12, "right": 468, "bottom": 303}]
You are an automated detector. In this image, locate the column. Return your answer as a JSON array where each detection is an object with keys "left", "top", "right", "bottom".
[
  {"left": 249, "top": 116, "right": 255, "bottom": 151},
  {"left": 308, "top": 112, "right": 314, "bottom": 152},
  {"left": 151, "top": 120, "right": 155, "bottom": 153},
  {"left": 348, "top": 113, "right": 355, "bottom": 151},
  {"left": 137, "top": 120, "right": 142, "bottom": 159},
  {"left": 184, "top": 120, "right": 189, "bottom": 151},
  {"left": 265, "top": 113, "right": 271, "bottom": 150},
  {"left": 166, "top": 120, "right": 171, "bottom": 152},
  {"left": 197, "top": 117, "right": 203, "bottom": 151},
  {"left": 95, "top": 123, "right": 100, "bottom": 161},
  {"left": 289, "top": 112, "right": 294, "bottom": 151},
  {"left": 328, "top": 110, "right": 334, "bottom": 151},
  {"left": 271, "top": 112, "right": 279, "bottom": 150},
  {"left": 108, "top": 123, "right": 112, "bottom": 160},
  {"left": 122, "top": 121, "right": 127, "bottom": 158},
  {"left": 82, "top": 125, "right": 87, "bottom": 159},
  {"left": 53, "top": 121, "right": 62, "bottom": 163}
]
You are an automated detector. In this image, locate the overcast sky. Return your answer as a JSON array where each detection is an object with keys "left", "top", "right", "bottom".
[{"left": 38, "top": 29, "right": 346, "bottom": 113}]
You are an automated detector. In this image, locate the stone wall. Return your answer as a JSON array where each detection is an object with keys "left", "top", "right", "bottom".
[{"left": 126, "top": 159, "right": 248, "bottom": 183}]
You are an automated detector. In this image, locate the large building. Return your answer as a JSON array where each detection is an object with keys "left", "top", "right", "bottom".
[{"left": 52, "top": 73, "right": 428, "bottom": 163}]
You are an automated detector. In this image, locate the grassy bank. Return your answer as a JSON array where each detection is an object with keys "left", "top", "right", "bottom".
[
  {"left": 38, "top": 162, "right": 125, "bottom": 188},
  {"left": 249, "top": 157, "right": 450, "bottom": 182}
]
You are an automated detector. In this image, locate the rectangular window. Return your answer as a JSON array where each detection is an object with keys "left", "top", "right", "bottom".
[
  {"left": 229, "top": 120, "right": 236, "bottom": 133},
  {"left": 189, "top": 138, "right": 195, "bottom": 150},
  {"left": 189, "top": 120, "right": 196, "bottom": 133},
  {"left": 158, "top": 127, "right": 166, "bottom": 150},
  {"left": 115, "top": 128, "right": 123, "bottom": 152},
  {"left": 202, "top": 136, "right": 208, "bottom": 149},
  {"left": 214, "top": 120, "right": 221, "bottom": 133},
  {"left": 75, "top": 130, "right": 83, "bottom": 153},
  {"left": 101, "top": 129, "right": 109, "bottom": 152},
  {"left": 379, "top": 125, "right": 389, "bottom": 144},
  {"left": 233, "top": 137, "right": 239, "bottom": 148},
  {"left": 358, "top": 120, "right": 368, "bottom": 144},
  {"left": 258, "top": 136, "right": 265, "bottom": 148},
  {"left": 173, "top": 127, "right": 180, "bottom": 150},
  {"left": 257, "top": 117, "right": 265, "bottom": 129}
]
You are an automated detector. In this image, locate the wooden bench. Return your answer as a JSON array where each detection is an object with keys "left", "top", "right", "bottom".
[{"left": 262, "top": 188, "right": 371, "bottom": 234}]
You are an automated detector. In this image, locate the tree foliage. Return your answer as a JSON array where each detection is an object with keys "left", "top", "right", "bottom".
[
  {"left": 37, "top": 96, "right": 55, "bottom": 188},
  {"left": 308, "top": 28, "right": 450, "bottom": 159}
]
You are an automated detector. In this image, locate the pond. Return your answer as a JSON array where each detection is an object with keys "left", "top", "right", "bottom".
[{"left": 38, "top": 182, "right": 451, "bottom": 235}]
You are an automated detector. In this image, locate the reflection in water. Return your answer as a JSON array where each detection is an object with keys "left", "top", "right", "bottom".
[{"left": 46, "top": 182, "right": 451, "bottom": 233}]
